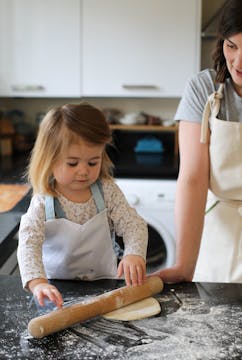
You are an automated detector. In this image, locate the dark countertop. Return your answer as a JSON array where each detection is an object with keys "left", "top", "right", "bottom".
[
  {"left": 1, "top": 275, "right": 242, "bottom": 360},
  {"left": 0, "top": 153, "right": 32, "bottom": 267},
  {"left": 0, "top": 191, "right": 32, "bottom": 267},
  {"left": 0, "top": 152, "right": 30, "bottom": 184}
]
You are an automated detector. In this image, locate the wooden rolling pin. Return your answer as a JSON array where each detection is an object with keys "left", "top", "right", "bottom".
[{"left": 28, "top": 276, "right": 163, "bottom": 338}]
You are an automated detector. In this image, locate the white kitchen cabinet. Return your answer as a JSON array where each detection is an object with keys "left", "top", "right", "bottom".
[
  {"left": 0, "top": 0, "right": 82, "bottom": 97},
  {"left": 82, "top": 0, "right": 201, "bottom": 98}
]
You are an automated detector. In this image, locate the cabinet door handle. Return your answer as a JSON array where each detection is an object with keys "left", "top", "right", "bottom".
[
  {"left": 11, "top": 85, "right": 45, "bottom": 92},
  {"left": 122, "top": 84, "right": 159, "bottom": 90}
]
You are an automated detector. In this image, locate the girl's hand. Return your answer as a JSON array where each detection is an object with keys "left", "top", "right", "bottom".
[
  {"left": 28, "top": 278, "right": 63, "bottom": 308},
  {"left": 117, "top": 255, "right": 146, "bottom": 287}
]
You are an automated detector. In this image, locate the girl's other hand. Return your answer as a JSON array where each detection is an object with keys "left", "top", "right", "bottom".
[
  {"left": 117, "top": 255, "right": 146, "bottom": 287},
  {"left": 28, "top": 278, "right": 63, "bottom": 308}
]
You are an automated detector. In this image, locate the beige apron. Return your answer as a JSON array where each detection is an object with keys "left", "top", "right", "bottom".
[{"left": 193, "top": 84, "right": 242, "bottom": 283}]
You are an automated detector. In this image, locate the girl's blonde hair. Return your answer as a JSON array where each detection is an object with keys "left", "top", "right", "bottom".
[{"left": 28, "top": 102, "right": 113, "bottom": 195}]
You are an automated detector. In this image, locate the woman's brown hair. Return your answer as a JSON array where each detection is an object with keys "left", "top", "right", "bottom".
[
  {"left": 28, "top": 102, "right": 113, "bottom": 195},
  {"left": 213, "top": 0, "right": 242, "bottom": 83}
]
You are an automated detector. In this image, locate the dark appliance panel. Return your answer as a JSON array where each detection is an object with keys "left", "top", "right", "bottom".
[{"left": 107, "top": 129, "right": 179, "bottom": 179}]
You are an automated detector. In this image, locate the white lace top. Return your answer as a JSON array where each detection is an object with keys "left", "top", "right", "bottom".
[{"left": 17, "top": 178, "right": 148, "bottom": 289}]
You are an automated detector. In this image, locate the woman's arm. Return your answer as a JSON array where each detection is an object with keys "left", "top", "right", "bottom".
[{"left": 153, "top": 121, "right": 210, "bottom": 282}]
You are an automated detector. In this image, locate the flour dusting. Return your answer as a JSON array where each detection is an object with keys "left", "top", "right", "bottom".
[{"left": 1, "top": 285, "right": 242, "bottom": 360}]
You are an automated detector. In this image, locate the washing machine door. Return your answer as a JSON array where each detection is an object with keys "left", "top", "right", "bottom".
[
  {"left": 115, "top": 212, "right": 176, "bottom": 274},
  {"left": 139, "top": 211, "right": 176, "bottom": 273},
  {"left": 114, "top": 178, "right": 177, "bottom": 273}
]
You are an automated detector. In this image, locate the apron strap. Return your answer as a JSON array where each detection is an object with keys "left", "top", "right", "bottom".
[
  {"left": 45, "top": 180, "right": 105, "bottom": 220},
  {"left": 90, "top": 180, "right": 122, "bottom": 257},
  {"left": 90, "top": 180, "right": 105, "bottom": 213},
  {"left": 200, "top": 84, "right": 224, "bottom": 144},
  {"left": 45, "top": 196, "right": 66, "bottom": 220},
  {"left": 45, "top": 196, "right": 55, "bottom": 220},
  {"left": 54, "top": 198, "right": 67, "bottom": 218}
]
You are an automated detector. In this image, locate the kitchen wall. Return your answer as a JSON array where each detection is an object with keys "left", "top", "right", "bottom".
[
  {"left": 0, "top": 0, "right": 224, "bottom": 127},
  {"left": 1, "top": 97, "right": 179, "bottom": 127}
]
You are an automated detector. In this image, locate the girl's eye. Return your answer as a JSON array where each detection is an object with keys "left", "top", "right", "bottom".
[
  {"left": 67, "top": 162, "right": 78, "bottom": 167},
  {"left": 88, "top": 162, "right": 97, "bottom": 167}
]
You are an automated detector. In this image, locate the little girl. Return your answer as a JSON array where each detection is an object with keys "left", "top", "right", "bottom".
[{"left": 17, "top": 102, "right": 148, "bottom": 308}]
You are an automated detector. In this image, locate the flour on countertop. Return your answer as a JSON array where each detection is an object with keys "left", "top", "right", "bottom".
[{"left": 1, "top": 291, "right": 242, "bottom": 360}]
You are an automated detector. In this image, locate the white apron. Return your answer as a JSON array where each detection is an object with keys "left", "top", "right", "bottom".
[
  {"left": 193, "top": 84, "right": 242, "bottom": 283},
  {"left": 42, "top": 181, "right": 118, "bottom": 280}
]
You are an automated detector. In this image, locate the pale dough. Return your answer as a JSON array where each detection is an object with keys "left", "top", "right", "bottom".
[{"left": 102, "top": 297, "right": 161, "bottom": 321}]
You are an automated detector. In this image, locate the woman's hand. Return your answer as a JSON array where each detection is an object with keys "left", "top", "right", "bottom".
[
  {"left": 150, "top": 264, "right": 193, "bottom": 283},
  {"left": 117, "top": 255, "right": 146, "bottom": 287},
  {"left": 28, "top": 278, "right": 63, "bottom": 308}
]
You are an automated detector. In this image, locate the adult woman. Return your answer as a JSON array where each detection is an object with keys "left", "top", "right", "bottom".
[{"left": 154, "top": 0, "right": 242, "bottom": 283}]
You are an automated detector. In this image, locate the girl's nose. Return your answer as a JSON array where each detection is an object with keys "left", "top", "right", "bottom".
[{"left": 77, "top": 164, "right": 88, "bottom": 177}]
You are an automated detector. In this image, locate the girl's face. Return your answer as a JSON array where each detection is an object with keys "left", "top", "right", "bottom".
[
  {"left": 223, "top": 32, "right": 242, "bottom": 96},
  {"left": 52, "top": 138, "right": 104, "bottom": 200}
]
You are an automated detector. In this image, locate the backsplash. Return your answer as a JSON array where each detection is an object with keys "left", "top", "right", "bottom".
[{"left": 0, "top": 97, "right": 180, "bottom": 128}]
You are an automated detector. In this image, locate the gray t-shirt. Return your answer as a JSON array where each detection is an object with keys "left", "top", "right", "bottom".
[{"left": 175, "top": 69, "right": 242, "bottom": 123}]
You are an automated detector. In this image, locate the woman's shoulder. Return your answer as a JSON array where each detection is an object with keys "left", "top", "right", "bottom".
[
  {"left": 188, "top": 69, "right": 218, "bottom": 94},
  {"left": 175, "top": 69, "right": 218, "bottom": 122}
]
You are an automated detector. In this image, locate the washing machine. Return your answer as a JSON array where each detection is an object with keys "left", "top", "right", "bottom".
[{"left": 115, "top": 178, "right": 177, "bottom": 273}]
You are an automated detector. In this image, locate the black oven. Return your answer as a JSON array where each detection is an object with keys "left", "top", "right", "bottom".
[{"left": 107, "top": 128, "right": 179, "bottom": 180}]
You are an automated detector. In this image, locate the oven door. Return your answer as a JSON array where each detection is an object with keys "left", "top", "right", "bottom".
[{"left": 107, "top": 129, "right": 178, "bottom": 179}]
